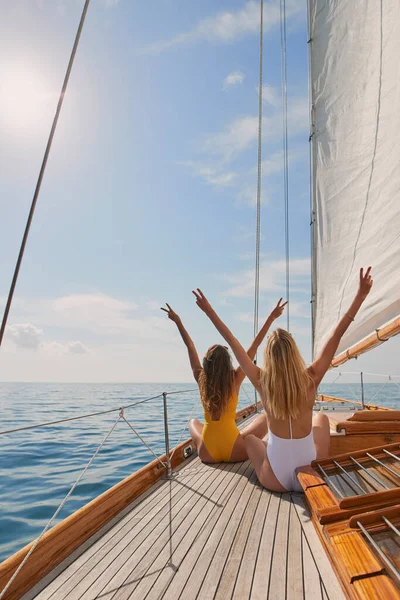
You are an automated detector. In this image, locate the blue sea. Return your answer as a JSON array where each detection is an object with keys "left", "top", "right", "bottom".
[{"left": 1, "top": 381, "right": 400, "bottom": 563}]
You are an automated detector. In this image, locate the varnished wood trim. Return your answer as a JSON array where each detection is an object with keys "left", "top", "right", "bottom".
[
  {"left": 319, "top": 497, "right": 400, "bottom": 525},
  {"left": 331, "top": 316, "right": 400, "bottom": 368},
  {"left": 349, "top": 410, "right": 400, "bottom": 422},
  {"left": 339, "top": 487, "right": 400, "bottom": 510},
  {"left": 296, "top": 466, "right": 326, "bottom": 489},
  {"left": 336, "top": 421, "right": 400, "bottom": 435},
  {"left": 349, "top": 504, "right": 400, "bottom": 529},
  {"left": 314, "top": 440, "right": 400, "bottom": 469}
]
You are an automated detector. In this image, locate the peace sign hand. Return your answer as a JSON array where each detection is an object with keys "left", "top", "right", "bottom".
[
  {"left": 192, "top": 289, "right": 213, "bottom": 315},
  {"left": 160, "top": 303, "right": 181, "bottom": 324},
  {"left": 358, "top": 267, "right": 373, "bottom": 299},
  {"left": 270, "top": 298, "right": 288, "bottom": 321}
]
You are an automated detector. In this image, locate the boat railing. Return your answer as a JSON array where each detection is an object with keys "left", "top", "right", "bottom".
[
  {"left": 0, "top": 386, "right": 205, "bottom": 599},
  {"left": 318, "top": 371, "right": 400, "bottom": 409}
]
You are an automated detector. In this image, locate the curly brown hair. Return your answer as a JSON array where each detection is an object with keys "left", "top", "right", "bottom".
[{"left": 198, "top": 344, "right": 235, "bottom": 420}]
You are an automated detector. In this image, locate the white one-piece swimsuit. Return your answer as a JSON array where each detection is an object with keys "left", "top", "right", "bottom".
[{"left": 266, "top": 417, "right": 316, "bottom": 492}]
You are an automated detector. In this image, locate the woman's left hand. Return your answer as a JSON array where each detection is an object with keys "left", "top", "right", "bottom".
[
  {"left": 270, "top": 297, "right": 288, "bottom": 320},
  {"left": 192, "top": 288, "right": 213, "bottom": 314}
]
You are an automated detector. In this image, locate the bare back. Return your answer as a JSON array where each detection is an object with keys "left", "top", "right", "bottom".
[{"left": 263, "top": 380, "right": 316, "bottom": 440}]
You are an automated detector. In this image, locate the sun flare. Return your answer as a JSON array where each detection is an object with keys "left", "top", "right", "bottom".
[{"left": 0, "top": 64, "right": 54, "bottom": 136}]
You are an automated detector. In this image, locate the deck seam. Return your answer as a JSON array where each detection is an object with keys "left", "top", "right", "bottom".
[
  {"left": 116, "top": 462, "right": 242, "bottom": 600},
  {"left": 206, "top": 476, "right": 262, "bottom": 599},
  {"left": 228, "top": 486, "right": 265, "bottom": 599},
  {"left": 193, "top": 469, "right": 258, "bottom": 599},
  {"left": 77, "top": 460, "right": 231, "bottom": 600},
  {"left": 266, "top": 494, "right": 283, "bottom": 599},
  {"left": 149, "top": 462, "right": 254, "bottom": 600},
  {"left": 30, "top": 455, "right": 206, "bottom": 600},
  {"left": 247, "top": 489, "right": 273, "bottom": 599},
  {"left": 173, "top": 462, "right": 255, "bottom": 600},
  {"left": 46, "top": 459, "right": 214, "bottom": 600}
]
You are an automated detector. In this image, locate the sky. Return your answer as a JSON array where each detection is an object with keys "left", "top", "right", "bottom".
[{"left": 0, "top": 0, "right": 399, "bottom": 383}]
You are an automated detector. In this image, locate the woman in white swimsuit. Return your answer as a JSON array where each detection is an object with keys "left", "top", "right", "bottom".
[{"left": 192, "top": 267, "right": 373, "bottom": 492}]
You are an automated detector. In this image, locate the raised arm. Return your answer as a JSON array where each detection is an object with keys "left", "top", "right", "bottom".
[
  {"left": 309, "top": 267, "right": 373, "bottom": 386},
  {"left": 235, "top": 298, "right": 288, "bottom": 386},
  {"left": 192, "top": 289, "right": 263, "bottom": 391},
  {"left": 161, "top": 304, "right": 202, "bottom": 381}
]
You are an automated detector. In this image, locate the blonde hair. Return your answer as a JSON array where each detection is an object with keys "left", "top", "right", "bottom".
[
  {"left": 198, "top": 345, "right": 235, "bottom": 420},
  {"left": 260, "top": 328, "right": 312, "bottom": 420}
]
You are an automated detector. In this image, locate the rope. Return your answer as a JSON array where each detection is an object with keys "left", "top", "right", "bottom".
[
  {"left": 280, "top": 0, "right": 290, "bottom": 331},
  {"left": 121, "top": 413, "right": 167, "bottom": 469},
  {"left": 0, "top": 389, "right": 197, "bottom": 437},
  {"left": 0, "top": 393, "right": 164, "bottom": 436},
  {"left": 253, "top": 0, "right": 264, "bottom": 411},
  {"left": 0, "top": 413, "right": 119, "bottom": 600},
  {"left": 0, "top": 0, "right": 92, "bottom": 347}
]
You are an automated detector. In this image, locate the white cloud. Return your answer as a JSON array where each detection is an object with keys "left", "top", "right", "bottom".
[
  {"left": 5, "top": 293, "right": 176, "bottom": 344},
  {"left": 262, "top": 84, "right": 280, "bottom": 107},
  {"left": 146, "top": 301, "right": 162, "bottom": 311},
  {"left": 223, "top": 257, "right": 310, "bottom": 297},
  {"left": 203, "top": 95, "right": 308, "bottom": 163},
  {"left": 203, "top": 115, "right": 258, "bottom": 162},
  {"left": 223, "top": 71, "right": 245, "bottom": 89},
  {"left": 142, "top": 1, "right": 304, "bottom": 54},
  {"left": 67, "top": 341, "right": 89, "bottom": 355},
  {"left": 181, "top": 161, "right": 237, "bottom": 187},
  {"left": 8, "top": 324, "right": 42, "bottom": 350},
  {"left": 53, "top": 293, "right": 138, "bottom": 335}
]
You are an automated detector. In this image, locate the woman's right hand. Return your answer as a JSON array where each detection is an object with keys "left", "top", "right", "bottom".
[
  {"left": 160, "top": 303, "right": 181, "bottom": 324},
  {"left": 357, "top": 267, "right": 373, "bottom": 299}
]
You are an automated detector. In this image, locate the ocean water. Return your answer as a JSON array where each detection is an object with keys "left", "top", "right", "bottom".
[{"left": 1, "top": 381, "right": 400, "bottom": 563}]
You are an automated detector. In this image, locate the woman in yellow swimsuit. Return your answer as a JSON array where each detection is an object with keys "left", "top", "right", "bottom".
[{"left": 161, "top": 299, "right": 287, "bottom": 463}]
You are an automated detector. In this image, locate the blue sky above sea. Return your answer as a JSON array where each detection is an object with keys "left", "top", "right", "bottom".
[{"left": 1, "top": 0, "right": 399, "bottom": 382}]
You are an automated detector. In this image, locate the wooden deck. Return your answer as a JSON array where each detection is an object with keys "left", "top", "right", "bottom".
[{"left": 22, "top": 416, "right": 345, "bottom": 600}]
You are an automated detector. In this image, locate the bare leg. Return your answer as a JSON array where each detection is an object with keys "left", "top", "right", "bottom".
[
  {"left": 229, "top": 414, "right": 269, "bottom": 462},
  {"left": 188, "top": 418, "right": 203, "bottom": 450},
  {"left": 188, "top": 418, "right": 215, "bottom": 463},
  {"left": 241, "top": 413, "right": 268, "bottom": 439},
  {"left": 244, "top": 434, "right": 287, "bottom": 492},
  {"left": 312, "top": 413, "right": 331, "bottom": 459}
]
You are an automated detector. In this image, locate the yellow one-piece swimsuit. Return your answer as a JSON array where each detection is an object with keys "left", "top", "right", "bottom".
[{"left": 202, "top": 393, "right": 240, "bottom": 462}]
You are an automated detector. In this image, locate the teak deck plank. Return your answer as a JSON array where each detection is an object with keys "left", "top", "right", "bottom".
[
  {"left": 126, "top": 462, "right": 244, "bottom": 600},
  {"left": 23, "top": 413, "right": 341, "bottom": 600},
  {"left": 211, "top": 480, "right": 262, "bottom": 599},
  {"left": 145, "top": 462, "right": 249, "bottom": 600},
  {"left": 291, "top": 495, "right": 346, "bottom": 599},
  {"left": 55, "top": 462, "right": 212, "bottom": 599},
  {"left": 231, "top": 487, "right": 271, "bottom": 599},
  {"left": 287, "top": 501, "right": 304, "bottom": 600},
  {"left": 31, "top": 459, "right": 206, "bottom": 600},
  {"left": 250, "top": 492, "right": 282, "bottom": 600},
  {"left": 302, "top": 531, "right": 323, "bottom": 599},
  {"left": 109, "top": 463, "right": 238, "bottom": 600},
  {"left": 268, "top": 492, "right": 291, "bottom": 599},
  {"left": 182, "top": 467, "right": 258, "bottom": 598}
]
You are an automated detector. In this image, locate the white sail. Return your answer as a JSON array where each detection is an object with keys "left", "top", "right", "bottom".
[{"left": 309, "top": 0, "right": 400, "bottom": 357}]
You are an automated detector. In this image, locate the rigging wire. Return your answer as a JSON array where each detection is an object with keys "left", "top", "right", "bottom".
[
  {"left": 280, "top": 0, "right": 290, "bottom": 332},
  {"left": 0, "top": 0, "right": 92, "bottom": 347},
  {"left": 253, "top": 0, "right": 264, "bottom": 410}
]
